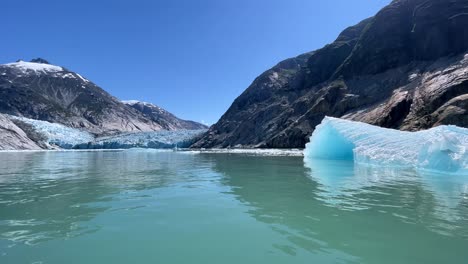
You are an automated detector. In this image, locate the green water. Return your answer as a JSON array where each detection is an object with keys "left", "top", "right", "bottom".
[{"left": 0, "top": 150, "right": 467, "bottom": 264}]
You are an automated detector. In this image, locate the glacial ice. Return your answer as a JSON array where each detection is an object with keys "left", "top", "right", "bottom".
[
  {"left": 304, "top": 117, "right": 468, "bottom": 174},
  {"left": 9, "top": 115, "right": 206, "bottom": 150},
  {"left": 74, "top": 130, "right": 206, "bottom": 149},
  {"left": 8, "top": 116, "right": 94, "bottom": 149}
]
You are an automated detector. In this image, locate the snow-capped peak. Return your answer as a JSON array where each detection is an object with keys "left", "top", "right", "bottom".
[
  {"left": 122, "top": 100, "right": 154, "bottom": 106},
  {"left": 2, "top": 59, "right": 92, "bottom": 84},
  {"left": 122, "top": 100, "right": 166, "bottom": 112},
  {"left": 4, "top": 60, "right": 63, "bottom": 73}
]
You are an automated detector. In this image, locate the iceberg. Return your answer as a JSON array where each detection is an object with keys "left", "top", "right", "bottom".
[{"left": 304, "top": 117, "right": 468, "bottom": 174}]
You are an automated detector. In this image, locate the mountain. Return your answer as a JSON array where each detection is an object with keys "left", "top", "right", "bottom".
[
  {"left": 0, "top": 113, "right": 41, "bottom": 150},
  {"left": 122, "top": 100, "right": 207, "bottom": 130},
  {"left": 0, "top": 59, "right": 204, "bottom": 135},
  {"left": 192, "top": 0, "right": 468, "bottom": 148}
]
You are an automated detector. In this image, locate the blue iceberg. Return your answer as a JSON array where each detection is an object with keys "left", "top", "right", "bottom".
[{"left": 304, "top": 117, "right": 468, "bottom": 174}]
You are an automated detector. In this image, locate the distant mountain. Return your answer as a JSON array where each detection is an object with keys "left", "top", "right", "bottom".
[
  {"left": 0, "top": 58, "right": 203, "bottom": 135},
  {"left": 122, "top": 100, "right": 207, "bottom": 130},
  {"left": 192, "top": 0, "right": 468, "bottom": 148}
]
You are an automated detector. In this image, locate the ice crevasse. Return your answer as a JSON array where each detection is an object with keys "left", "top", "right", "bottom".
[{"left": 304, "top": 117, "right": 468, "bottom": 175}]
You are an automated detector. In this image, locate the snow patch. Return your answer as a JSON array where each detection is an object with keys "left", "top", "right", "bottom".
[
  {"left": 270, "top": 72, "right": 279, "bottom": 81},
  {"left": 122, "top": 100, "right": 141, "bottom": 105},
  {"left": 122, "top": 100, "right": 164, "bottom": 112},
  {"left": 61, "top": 73, "right": 75, "bottom": 79},
  {"left": 75, "top": 73, "right": 89, "bottom": 83},
  {"left": 408, "top": 73, "right": 419, "bottom": 81},
  {"left": 122, "top": 100, "right": 154, "bottom": 106},
  {"left": 4, "top": 61, "right": 63, "bottom": 73},
  {"left": 304, "top": 117, "right": 468, "bottom": 174}
]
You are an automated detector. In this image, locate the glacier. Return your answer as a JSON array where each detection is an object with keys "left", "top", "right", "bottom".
[
  {"left": 304, "top": 117, "right": 468, "bottom": 175},
  {"left": 74, "top": 130, "right": 206, "bottom": 149},
  {"left": 8, "top": 115, "right": 94, "bottom": 149},
  {"left": 7, "top": 115, "right": 206, "bottom": 150}
]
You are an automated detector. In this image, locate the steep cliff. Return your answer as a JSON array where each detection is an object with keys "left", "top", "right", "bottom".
[{"left": 193, "top": 0, "right": 468, "bottom": 148}]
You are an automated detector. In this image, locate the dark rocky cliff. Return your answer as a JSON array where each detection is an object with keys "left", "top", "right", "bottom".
[{"left": 193, "top": 0, "right": 468, "bottom": 148}]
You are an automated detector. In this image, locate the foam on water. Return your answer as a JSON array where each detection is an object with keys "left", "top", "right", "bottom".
[
  {"left": 304, "top": 117, "right": 468, "bottom": 174},
  {"left": 186, "top": 148, "right": 303, "bottom": 156}
]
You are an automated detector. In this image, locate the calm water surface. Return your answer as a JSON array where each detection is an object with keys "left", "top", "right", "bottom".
[{"left": 0, "top": 150, "right": 467, "bottom": 264}]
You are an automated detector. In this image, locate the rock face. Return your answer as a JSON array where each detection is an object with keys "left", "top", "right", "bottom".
[
  {"left": 0, "top": 59, "right": 204, "bottom": 136},
  {"left": 0, "top": 114, "right": 41, "bottom": 150},
  {"left": 123, "top": 101, "right": 207, "bottom": 130},
  {"left": 193, "top": 0, "right": 468, "bottom": 148}
]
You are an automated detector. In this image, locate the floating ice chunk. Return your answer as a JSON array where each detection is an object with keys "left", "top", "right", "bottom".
[{"left": 304, "top": 117, "right": 468, "bottom": 174}]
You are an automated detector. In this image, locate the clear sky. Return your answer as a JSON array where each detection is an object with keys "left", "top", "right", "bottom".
[{"left": 2, "top": 0, "right": 390, "bottom": 125}]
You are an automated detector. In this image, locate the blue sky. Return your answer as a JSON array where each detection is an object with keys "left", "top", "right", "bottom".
[{"left": 2, "top": 0, "right": 390, "bottom": 125}]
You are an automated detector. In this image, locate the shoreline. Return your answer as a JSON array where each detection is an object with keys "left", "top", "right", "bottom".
[{"left": 0, "top": 148, "right": 305, "bottom": 156}]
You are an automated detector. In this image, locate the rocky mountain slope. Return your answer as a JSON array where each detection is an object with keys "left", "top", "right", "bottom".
[
  {"left": 0, "top": 59, "right": 160, "bottom": 135},
  {"left": 192, "top": 0, "right": 468, "bottom": 148},
  {"left": 0, "top": 114, "right": 41, "bottom": 150},
  {"left": 0, "top": 59, "right": 205, "bottom": 136},
  {"left": 123, "top": 100, "right": 207, "bottom": 130}
]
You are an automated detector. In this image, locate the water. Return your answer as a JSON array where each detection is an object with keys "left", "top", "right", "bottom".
[{"left": 0, "top": 150, "right": 467, "bottom": 264}]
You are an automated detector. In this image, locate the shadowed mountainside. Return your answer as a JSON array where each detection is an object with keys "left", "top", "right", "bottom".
[{"left": 193, "top": 0, "right": 468, "bottom": 148}]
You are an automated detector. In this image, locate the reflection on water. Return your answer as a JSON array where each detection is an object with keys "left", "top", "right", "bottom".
[
  {"left": 0, "top": 151, "right": 467, "bottom": 264},
  {"left": 304, "top": 158, "right": 468, "bottom": 227},
  {"left": 0, "top": 150, "right": 216, "bottom": 246},
  {"left": 213, "top": 155, "right": 468, "bottom": 264}
]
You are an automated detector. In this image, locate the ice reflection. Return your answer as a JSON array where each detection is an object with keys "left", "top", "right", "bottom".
[
  {"left": 213, "top": 154, "right": 468, "bottom": 263},
  {"left": 304, "top": 158, "right": 468, "bottom": 234}
]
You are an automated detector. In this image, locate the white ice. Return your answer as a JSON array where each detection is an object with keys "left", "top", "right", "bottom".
[
  {"left": 8, "top": 115, "right": 94, "bottom": 149},
  {"left": 75, "top": 130, "right": 207, "bottom": 149},
  {"left": 4, "top": 61, "right": 63, "bottom": 73},
  {"left": 8, "top": 115, "right": 206, "bottom": 150},
  {"left": 304, "top": 117, "right": 468, "bottom": 174}
]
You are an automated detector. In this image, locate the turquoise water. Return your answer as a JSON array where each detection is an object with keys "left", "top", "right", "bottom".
[{"left": 0, "top": 150, "right": 467, "bottom": 264}]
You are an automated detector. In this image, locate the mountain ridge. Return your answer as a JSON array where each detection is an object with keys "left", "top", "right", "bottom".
[
  {"left": 0, "top": 58, "right": 205, "bottom": 135},
  {"left": 122, "top": 100, "right": 208, "bottom": 130},
  {"left": 192, "top": 0, "right": 468, "bottom": 148}
]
